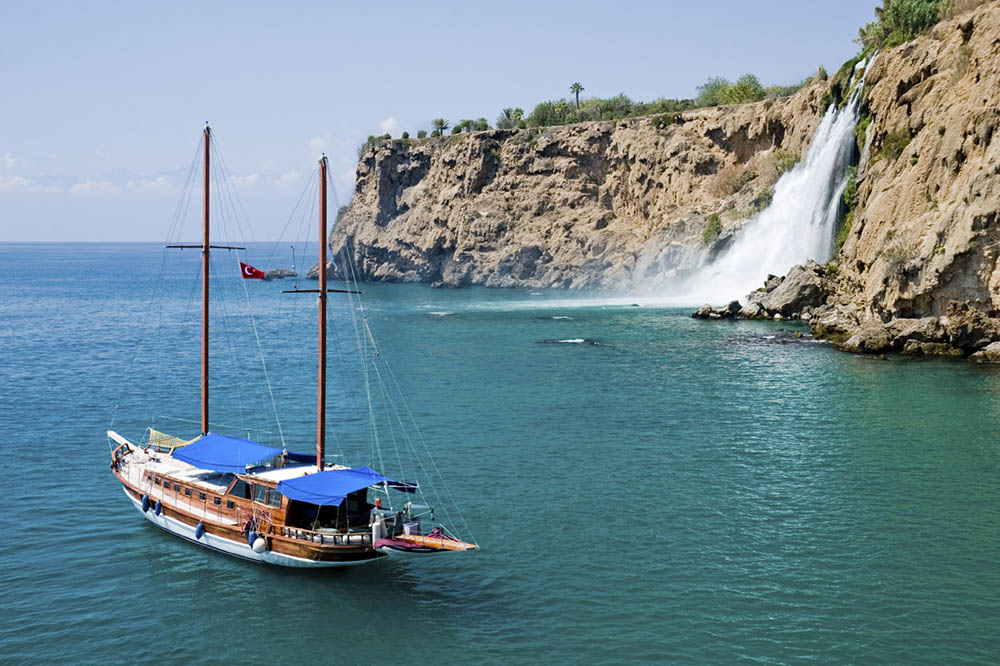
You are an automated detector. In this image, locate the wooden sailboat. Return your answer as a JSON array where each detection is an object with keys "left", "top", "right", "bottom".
[{"left": 107, "top": 127, "right": 477, "bottom": 566}]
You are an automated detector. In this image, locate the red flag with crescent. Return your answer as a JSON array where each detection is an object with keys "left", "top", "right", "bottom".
[{"left": 240, "top": 262, "right": 266, "bottom": 279}]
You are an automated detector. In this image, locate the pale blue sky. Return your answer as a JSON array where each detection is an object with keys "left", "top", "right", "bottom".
[{"left": 0, "top": 0, "right": 878, "bottom": 241}]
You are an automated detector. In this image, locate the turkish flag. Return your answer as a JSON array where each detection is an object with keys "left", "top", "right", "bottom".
[{"left": 240, "top": 262, "right": 267, "bottom": 279}]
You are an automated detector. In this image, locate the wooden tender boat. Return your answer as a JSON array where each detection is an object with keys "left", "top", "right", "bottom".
[{"left": 107, "top": 127, "right": 477, "bottom": 566}]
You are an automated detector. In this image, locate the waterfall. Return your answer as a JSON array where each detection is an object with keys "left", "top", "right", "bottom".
[{"left": 679, "top": 94, "right": 861, "bottom": 304}]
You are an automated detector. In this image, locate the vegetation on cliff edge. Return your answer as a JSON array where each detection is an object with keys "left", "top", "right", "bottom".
[{"left": 857, "top": 0, "right": 991, "bottom": 50}]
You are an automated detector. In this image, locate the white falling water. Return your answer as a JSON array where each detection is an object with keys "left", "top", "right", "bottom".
[{"left": 680, "top": 93, "right": 861, "bottom": 304}]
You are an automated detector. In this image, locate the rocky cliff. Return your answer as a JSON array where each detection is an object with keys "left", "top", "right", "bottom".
[
  {"left": 325, "top": 82, "right": 830, "bottom": 288},
  {"left": 807, "top": 1, "right": 1000, "bottom": 354},
  {"left": 326, "top": 1, "right": 1000, "bottom": 354}
]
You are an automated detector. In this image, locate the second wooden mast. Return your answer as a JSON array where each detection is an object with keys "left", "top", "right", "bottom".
[
  {"left": 202, "top": 125, "right": 211, "bottom": 435},
  {"left": 282, "top": 155, "right": 356, "bottom": 468},
  {"left": 317, "top": 155, "right": 328, "bottom": 470}
]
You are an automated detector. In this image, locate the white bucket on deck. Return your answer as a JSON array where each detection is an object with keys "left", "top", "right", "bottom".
[{"left": 403, "top": 521, "right": 419, "bottom": 536}]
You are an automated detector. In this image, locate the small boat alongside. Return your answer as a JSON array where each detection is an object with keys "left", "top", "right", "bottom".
[{"left": 107, "top": 127, "right": 477, "bottom": 566}]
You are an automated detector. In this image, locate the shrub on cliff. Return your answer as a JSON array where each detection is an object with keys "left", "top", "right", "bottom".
[
  {"left": 635, "top": 98, "right": 695, "bottom": 115},
  {"left": 711, "top": 163, "right": 756, "bottom": 197},
  {"left": 527, "top": 101, "right": 563, "bottom": 127},
  {"left": 724, "top": 74, "right": 766, "bottom": 104},
  {"left": 764, "top": 82, "right": 806, "bottom": 99},
  {"left": 879, "top": 130, "right": 912, "bottom": 161},
  {"left": 696, "top": 77, "right": 730, "bottom": 107},
  {"left": 651, "top": 113, "right": 684, "bottom": 131},
  {"left": 773, "top": 149, "right": 800, "bottom": 175},
  {"left": 857, "top": 0, "right": 944, "bottom": 50},
  {"left": 749, "top": 149, "right": 800, "bottom": 187},
  {"left": 702, "top": 213, "right": 722, "bottom": 245},
  {"left": 695, "top": 74, "right": 780, "bottom": 107},
  {"left": 496, "top": 108, "right": 524, "bottom": 129},
  {"left": 836, "top": 166, "right": 859, "bottom": 252}
]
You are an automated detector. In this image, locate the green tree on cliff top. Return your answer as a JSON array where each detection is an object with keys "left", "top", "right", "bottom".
[
  {"left": 431, "top": 118, "right": 449, "bottom": 137},
  {"left": 570, "top": 82, "right": 584, "bottom": 109}
]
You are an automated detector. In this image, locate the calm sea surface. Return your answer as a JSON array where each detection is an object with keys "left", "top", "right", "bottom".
[{"left": 1, "top": 243, "right": 998, "bottom": 665}]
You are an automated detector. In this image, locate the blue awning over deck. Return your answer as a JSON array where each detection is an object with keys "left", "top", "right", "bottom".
[
  {"left": 173, "top": 433, "right": 284, "bottom": 474},
  {"left": 277, "top": 466, "right": 415, "bottom": 506}
]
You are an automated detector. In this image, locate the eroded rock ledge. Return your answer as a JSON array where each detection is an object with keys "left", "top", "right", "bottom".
[{"left": 693, "top": 261, "right": 1000, "bottom": 359}]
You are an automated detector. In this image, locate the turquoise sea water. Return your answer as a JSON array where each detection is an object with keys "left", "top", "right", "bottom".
[{"left": 1, "top": 243, "right": 999, "bottom": 665}]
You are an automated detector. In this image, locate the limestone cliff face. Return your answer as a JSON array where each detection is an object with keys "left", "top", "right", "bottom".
[
  {"left": 328, "top": 83, "right": 829, "bottom": 288},
  {"left": 824, "top": 1, "right": 1000, "bottom": 325}
]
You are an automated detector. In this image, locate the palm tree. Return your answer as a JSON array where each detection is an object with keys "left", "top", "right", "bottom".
[
  {"left": 570, "top": 82, "right": 584, "bottom": 109},
  {"left": 498, "top": 108, "right": 516, "bottom": 129},
  {"left": 431, "top": 118, "right": 449, "bottom": 136}
]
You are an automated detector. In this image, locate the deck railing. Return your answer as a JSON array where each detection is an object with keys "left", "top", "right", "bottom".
[{"left": 269, "top": 524, "right": 372, "bottom": 546}]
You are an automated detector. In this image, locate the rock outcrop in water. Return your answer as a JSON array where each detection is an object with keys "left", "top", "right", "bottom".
[
  {"left": 807, "top": 2, "right": 1000, "bottom": 354},
  {"left": 740, "top": 261, "right": 833, "bottom": 320},
  {"left": 325, "top": 83, "right": 830, "bottom": 288}
]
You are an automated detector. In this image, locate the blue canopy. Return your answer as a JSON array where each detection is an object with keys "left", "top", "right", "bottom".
[
  {"left": 277, "top": 466, "right": 415, "bottom": 506},
  {"left": 173, "top": 433, "right": 284, "bottom": 474}
]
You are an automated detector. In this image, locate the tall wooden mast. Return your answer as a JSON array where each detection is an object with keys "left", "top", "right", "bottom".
[
  {"left": 281, "top": 155, "right": 357, "bottom": 463},
  {"left": 165, "top": 125, "right": 243, "bottom": 437},
  {"left": 317, "top": 155, "right": 328, "bottom": 469},
  {"left": 202, "top": 124, "right": 211, "bottom": 435}
]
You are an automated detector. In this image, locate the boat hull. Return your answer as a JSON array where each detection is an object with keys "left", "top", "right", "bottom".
[{"left": 123, "top": 487, "right": 380, "bottom": 568}]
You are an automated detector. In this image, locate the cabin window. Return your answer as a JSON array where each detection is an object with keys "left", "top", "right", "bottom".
[
  {"left": 267, "top": 490, "right": 281, "bottom": 508},
  {"left": 184, "top": 488, "right": 191, "bottom": 497},
  {"left": 154, "top": 478, "right": 161, "bottom": 486},
  {"left": 174, "top": 484, "right": 180, "bottom": 492},
  {"left": 229, "top": 479, "right": 250, "bottom": 499},
  {"left": 213, "top": 497, "right": 221, "bottom": 506},
  {"left": 253, "top": 485, "right": 267, "bottom": 504},
  {"left": 199, "top": 492, "right": 206, "bottom": 501},
  {"left": 226, "top": 500, "right": 234, "bottom": 509}
]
